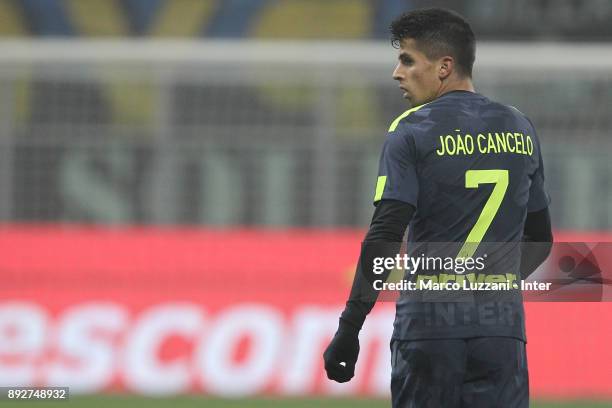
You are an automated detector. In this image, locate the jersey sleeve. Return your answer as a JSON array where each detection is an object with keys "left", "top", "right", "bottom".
[
  {"left": 527, "top": 144, "right": 551, "bottom": 212},
  {"left": 373, "top": 128, "right": 419, "bottom": 207}
]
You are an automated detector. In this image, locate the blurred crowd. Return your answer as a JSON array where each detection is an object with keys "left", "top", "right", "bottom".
[{"left": 0, "top": 0, "right": 610, "bottom": 40}]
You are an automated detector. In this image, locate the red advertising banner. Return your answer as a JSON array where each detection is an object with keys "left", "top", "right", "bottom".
[{"left": 0, "top": 226, "right": 610, "bottom": 397}]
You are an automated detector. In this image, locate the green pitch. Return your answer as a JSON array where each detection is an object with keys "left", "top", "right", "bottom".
[{"left": 1, "top": 396, "right": 611, "bottom": 407}]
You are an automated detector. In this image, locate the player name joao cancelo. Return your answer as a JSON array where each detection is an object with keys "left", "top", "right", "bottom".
[{"left": 436, "top": 129, "right": 534, "bottom": 156}]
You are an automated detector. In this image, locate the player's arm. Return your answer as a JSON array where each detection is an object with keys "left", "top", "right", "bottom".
[
  {"left": 341, "top": 199, "right": 414, "bottom": 328},
  {"left": 323, "top": 199, "right": 414, "bottom": 383},
  {"left": 520, "top": 125, "right": 553, "bottom": 279},
  {"left": 520, "top": 207, "right": 553, "bottom": 279},
  {"left": 323, "top": 120, "right": 418, "bottom": 383}
]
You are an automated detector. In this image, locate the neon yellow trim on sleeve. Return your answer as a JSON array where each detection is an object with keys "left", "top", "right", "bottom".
[
  {"left": 388, "top": 103, "right": 428, "bottom": 132},
  {"left": 374, "top": 176, "right": 387, "bottom": 202}
]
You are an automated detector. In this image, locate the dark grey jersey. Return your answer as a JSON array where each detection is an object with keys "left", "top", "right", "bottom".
[{"left": 375, "top": 90, "right": 550, "bottom": 341}]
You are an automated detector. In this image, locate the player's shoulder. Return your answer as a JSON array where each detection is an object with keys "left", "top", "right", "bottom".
[
  {"left": 469, "top": 93, "right": 536, "bottom": 130},
  {"left": 387, "top": 92, "right": 478, "bottom": 135},
  {"left": 505, "top": 104, "right": 537, "bottom": 130},
  {"left": 388, "top": 103, "right": 430, "bottom": 133},
  {"left": 388, "top": 92, "right": 536, "bottom": 137}
]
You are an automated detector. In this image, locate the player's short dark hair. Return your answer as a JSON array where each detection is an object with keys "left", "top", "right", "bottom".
[{"left": 390, "top": 8, "right": 475, "bottom": 78}]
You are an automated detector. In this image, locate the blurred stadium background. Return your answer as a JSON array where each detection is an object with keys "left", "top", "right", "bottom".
[{"left": 0, "top": 0, "right": 611, "bottom": 407}]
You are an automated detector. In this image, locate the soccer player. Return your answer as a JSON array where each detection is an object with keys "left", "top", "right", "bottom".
[{"left": 323, "top": 8, "right": 553, "bottom": 408}]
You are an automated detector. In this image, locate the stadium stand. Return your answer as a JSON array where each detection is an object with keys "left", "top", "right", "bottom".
[
  {"left": 252, "top": 0, "right": 370, "bottom": 39},
  {"left": 65, "top": 0, "right": 129, "bottom": 36},
  {"left": 150, "top": 0, "right": 215, "bottom": 37},
  {"left": 1, "top": 0, "right": 611, "bottom": 40},
  {"left": 20, "top": 0, "right": 73, "bottom": 35},
  {"left": 0, "top": 0, "right": 27, "bottom": 35},
  {"left": 1, "top": 1, "right": 611, "bottom": 229}
]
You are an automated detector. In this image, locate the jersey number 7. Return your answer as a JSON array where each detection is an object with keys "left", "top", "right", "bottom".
[{"left": 457, "top": 169, "right": 509, "bottom": 259}]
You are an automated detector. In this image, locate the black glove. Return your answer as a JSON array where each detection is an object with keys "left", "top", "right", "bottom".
[{"left": 323, "top": 318, "right": 360, "bottom": 383}]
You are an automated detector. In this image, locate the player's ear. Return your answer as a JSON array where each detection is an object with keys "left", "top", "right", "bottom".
[{"left": 438, "top": 56, "right": 454, "bottom": 80}]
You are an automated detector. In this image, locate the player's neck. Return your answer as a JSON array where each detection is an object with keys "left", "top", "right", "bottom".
[{"left": 437, "top": 77, "right": 475, "bottom": 98}]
